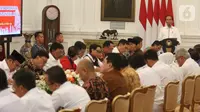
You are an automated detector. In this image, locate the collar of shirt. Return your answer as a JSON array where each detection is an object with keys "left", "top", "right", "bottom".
[
  {"left": 164, "top": 26, "right": 175, "bottom": 29},
  {"left": 55, "top": 82, "right": 71, "bottom": 92},
  {"left": 49, "top": 53, "right": 57, "bottom": 61},
  {"left": 1, "top": 60, "right": 10, "bottom": 72},
  {"left": 112, "top": 47, "right": 120, "bottom": 53},
  {"left": 86, "top": 54, "right": 96, "bottom": 62}
]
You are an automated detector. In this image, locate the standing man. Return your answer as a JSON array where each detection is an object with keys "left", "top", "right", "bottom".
[
  {"left": 31, "top": 31, "right": 46, "bottom": 58},
  {"left": 55, "top": 32, "right": 64, "bottom": 44},
  {"left": 158, "top": 15, "right": 181, "bottom": 44}
]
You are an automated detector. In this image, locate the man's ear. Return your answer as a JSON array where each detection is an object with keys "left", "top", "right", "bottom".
[{"left": 108, "top": 62, "right": 112, "bottom": 68}]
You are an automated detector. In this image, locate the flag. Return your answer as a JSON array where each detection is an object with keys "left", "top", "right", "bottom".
[
  {"left": 159, "top": 0, "right": 167, "bottom": 26},
  {"left": 153, "top": 0, "right": 160, "bottom": 25},
  {"left": 152, "top": 0, "right": 160, "bottom": 42},
  {"left": 139, "top": 0, "right": 147, "bottom": 30},
  {"left": 167, "top": 0, "right": 174, "bottom": 26},
  {"left": 147, "top": 0, "right": 153, "bottom": 26}
]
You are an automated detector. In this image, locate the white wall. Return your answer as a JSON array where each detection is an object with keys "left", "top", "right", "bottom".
[{"left": 9, "top": 0, "right": 200, "bottom": 52}]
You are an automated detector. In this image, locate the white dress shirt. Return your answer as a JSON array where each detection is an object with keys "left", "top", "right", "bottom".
[
  {"left": 112, "top": 47, "right": 120, "bottom": 53},
  {"left": 0, "top": 60, "right": 15, "bottom": 80},
  {"left": 52, "top": 82, "right": 90, "bottom": 112},
  {"left": 158, "top": 26, "right": 181, "bottom": 43},
  {"left": 43, "top": 53, "right": 62, "bottom": 71},
  {"left": 181, "top": 58, "right": 200, "bottom": 78},
  {"left": 83, "top": 53, "right": 102, "bottom": 67},
  {"left": 0, "top": 88, "right": 26, "bottom": 112},
  {"left": 151, "top": 61, "right": 177, "bottom": 112},
  {"left": 21, "top": 87, "right": 55, "bottom": 112}
]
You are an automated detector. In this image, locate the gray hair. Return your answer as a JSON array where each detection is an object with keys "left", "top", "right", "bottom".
[{"left": 175, "top": 48, "right": 190, "bottom": 59}]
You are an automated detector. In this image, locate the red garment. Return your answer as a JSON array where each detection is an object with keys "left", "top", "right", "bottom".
[{"left": 60, "top": 56, "right": 76, "bottom": 71}]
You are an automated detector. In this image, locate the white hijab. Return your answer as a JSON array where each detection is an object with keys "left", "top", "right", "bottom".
[{"left": 158, "top": 52, "right": 175, "bottom": 65}]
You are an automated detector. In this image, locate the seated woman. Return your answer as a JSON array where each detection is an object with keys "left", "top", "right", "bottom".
[{"left": 60, "top": 46, "right": 78, "bottom": 71}]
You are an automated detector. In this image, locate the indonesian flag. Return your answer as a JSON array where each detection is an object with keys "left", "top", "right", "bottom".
[
  {"left": 167, "top": 0, "right": 174, "bottom": 26},
  {"left": 139, "top": 0, "right": 175, "bottom": 48}
]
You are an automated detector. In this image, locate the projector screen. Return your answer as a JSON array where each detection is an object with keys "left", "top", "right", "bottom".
[{"left": 0, "top": 0, "right": 22, "bottom": 37}]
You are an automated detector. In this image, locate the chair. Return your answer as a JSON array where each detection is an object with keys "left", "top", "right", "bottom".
[
  {"left": 163, "top": 81, "right": 179, "bottom": 112},
  {"left": 85, "top": 98, "right": 108, "bottom": 112},
  {"left": 112, "top": 93, "right": 130, "bottom": 112},
  {"left": 175, "top": 75, "right": 195, "bottom": 112},
  {"left": 143, "top": 85, "right": 157, "bottom": 112},
  {"left": 192, "top": 75, "right": 200, "bottom": 112},
  {"left": 59, "top": 108, "right": 81, "bottom": 112},
  {"left": 129, "top": 87, "right": 148, "bottom": 112}
]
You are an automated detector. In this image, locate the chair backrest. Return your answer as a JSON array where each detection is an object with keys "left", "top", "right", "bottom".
[
  {"left": 180, "top": 75, "right": 195, "bottom": 109},
  {"left": 129, "top": 87, "right": 148, "bottom": 112},
  {"left": 193, "top": 75, "right": 200, "bottom": 103},
  {"left": 59, "top": 108, "right": 81, "bottom": 112},
  {"left": 85, "top": 98, "right": 108, "bottom": 112},
  {"left": 143, "top": 85, "right": 157, "bottom": 112},
  {"left": 163, "top": 81, "right": 179, "bottom": 112},
  {"left": 112, "top": 93, "right": 130, "bottom": 112}
]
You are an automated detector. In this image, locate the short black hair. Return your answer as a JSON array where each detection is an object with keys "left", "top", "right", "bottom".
[
  {"left": 89, "top": 44, "right": 101, "bottom": 53},
  {"left": 12, "top": 69, "right": 36, "bottom": 91},
  {"left": 34, "top": 31, "right": 42, "bottom": 39},
  {"left": 151, "top": 40, "right": 161, "bottom": 46},
  {"left": 50, "top": 42, "right": 64, "bottom": 52},
  {"left": 194, "top": 44, "right": 200, "bottom": 55},
  {"left": 55, "top": 32, "right": 62, "bottom": 38},
  {"left": 46, "top": 66, "right": 67, "bottom": 84},
  {"left": 128, "top": 38, "right": 139, "bottom": 45},
  {"left": 74, "top": 41, "right": 86, "bottom": 50},
  {"left": 106, "top": 53, "right": 122, "bottom": 70},
  {"left": 188, "top": 48, "right": 200, "bottom": 61},
  {"left": 0, "top": 68, "right": 8, "bottom": 91},
  {"left": 118, "top": 39, "right": 128, "bottom": 46},
  {"left": 144, "top": 49, "right": 158, "bottom": 61},
  {"left": 68, "top": 46, "right": 78, "bottom": 58},
  {"left": 103, "top": 40, "right": 114, "bottom": 48},
  {"left": 129, "top": 53, "right": 146, "bottom": 69},
  {"left": 7, "top": 55, "right": 16, "bottom": 61},
  {"left": 33, "top": 50, "right": 49, "bottom": 59},
  {"left": 133, "top": 36, "right": 143, "bottom": 44},
  {"left": 120, "top": 55, "right": 128, "bottom": 69}
]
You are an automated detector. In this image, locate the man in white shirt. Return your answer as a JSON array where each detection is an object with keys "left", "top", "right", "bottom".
[
  {"left": 175, "top": 48, "right": 200, "bottom": 78},
  {"left": 12, "top": 69, "right": 55, "bottom": 112},
  {"left": 144, "top": 49, "right": 177, "bottom": 112},
  {"left": 74, "top": 41, "right": 87, "bottom": 65},
  {"left": 158, "top": 15, "right": 181, "bottom": 44},
  {"left": 45, "top": 66, "right": 90, "bottom": 112},
  {"left": 112, "top": 39, "right": 128, "bottom": 54},
  {"left": 0, "top": 68, "right": 26, "bottom": 112},
  {"left": 44, "top": 42, "right": 64, "bottom": 71},
  {"left": 0, "top": 50, "right": 25, "bottom": 82}
]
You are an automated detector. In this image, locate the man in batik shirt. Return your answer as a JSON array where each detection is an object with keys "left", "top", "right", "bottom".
[
  {"left": 21, "top": 50, "right": 49, "bottom": 79},
  {"left": 76, "top": 59, "right": 109, "bottom": 100}
]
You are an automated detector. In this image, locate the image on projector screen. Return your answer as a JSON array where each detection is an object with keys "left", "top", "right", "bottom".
[{"left": 0, "top": 0, "right": 22, "bottom": 36}]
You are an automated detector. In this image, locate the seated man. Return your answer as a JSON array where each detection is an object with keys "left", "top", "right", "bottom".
[
  {"left": 76, "top": 59, "right": 109, "bottom": 100},
  {"left": 43, "top": 42, "right": 64, "bottom": 71},
  {"left": 112, "top": 39, "right": 128, "bottom": 55},
  {"left": 31, "top": 31, "right": 46, "bottom": 58},
  {"left": 0, "top": 50, "right": 25, "bottom": 83},
  {"left": 144, "top": 49, "right": 177, "bottom": 112},
  {"left": 84, "top": 44, "right": 103, "bottom": 68},
  {"left": 133, "top": 36, "right": 143, "bottom": 54},
  {"left": 101, "top": 53, "right": 128, "bottom": 101},
  {"left": 45, "top": 66, "right": 90, "bottom": 112},
  {"left": 175, "top": 48, "right": 200, "bottom": 78},
  {"left": 60, "top": 46, "right": 78, "bottom": 71},
  {"left": 0, "top": 68, "right": 26, "bottom": 112},
  {"left": 120, "top": 55, "right": 141, "bottom": 92},
  {"left": 102, "top": 40, "right": 114, "bottom": 60},
  {"left": 21, "top": 50, "right": 49, "bottom": 79},
  {"left": 74, "top": 41, "right": 86, "bottom": 65},
  {"left": 12, "top": 69, "right": 55, "bottom": 112},
  {"left": 144, "top": 40, "right": 162, "bottom": 53}
]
